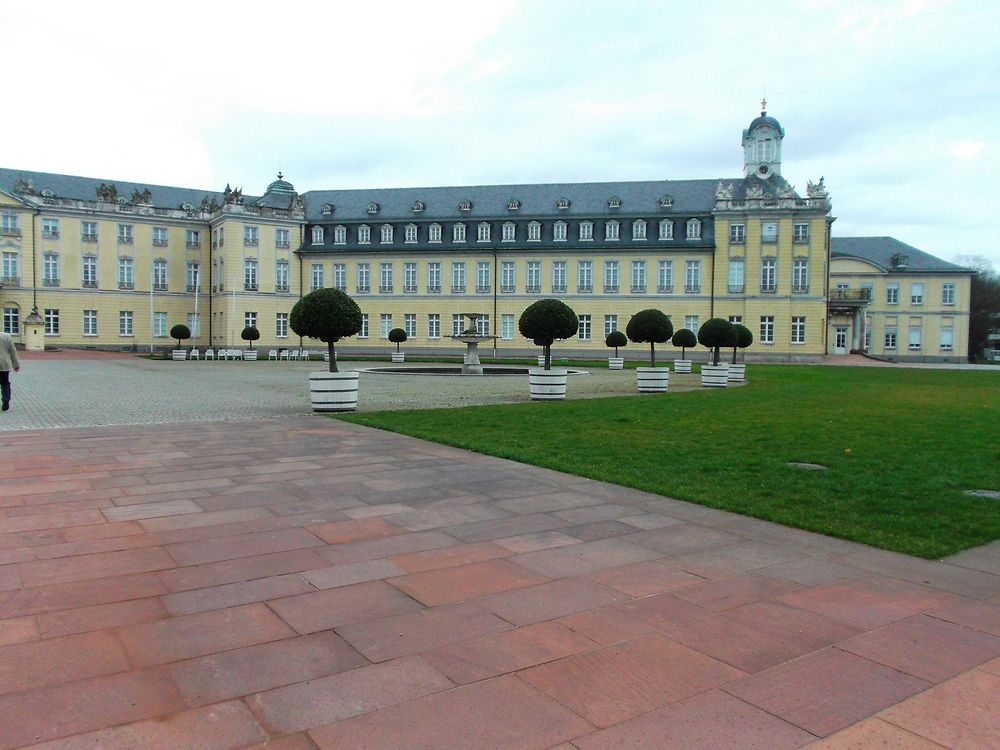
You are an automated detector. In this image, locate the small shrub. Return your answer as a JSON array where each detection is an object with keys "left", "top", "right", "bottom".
[
  {"left": 626, "top": 309, "right": 673, "bottom": 367},
  {"left": 518, "top": 299, "right": 578, "bottom": 370},
  {"left": 290, "top": 288, "right": 363, "bottom": 372},
  {"left": 605, "top": 330, "right": 627, "bottom": 357},
  {"left": 731, "top": 324, "right": 753, "bottom": 363},
  {"left": 169, "top": 324, "right": 191, "bottom": 349},
  {"left": 388, "top": 327, "right": 408, "bottom": 352},
  {"left": 241, "top": 326, "right": 260, "bottom": 350},
  {"left": 671, "top": 328, "right": 696, "bottom": 359},
  {"left": 698, "top": 318, "right": 737, "bottom": 365}
]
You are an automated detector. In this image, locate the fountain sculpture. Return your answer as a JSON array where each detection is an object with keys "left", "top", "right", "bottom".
[{"left": 451, "top": 313, "right": 494, "bottom": 375}]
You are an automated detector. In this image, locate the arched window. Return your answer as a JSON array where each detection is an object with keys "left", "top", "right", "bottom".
[
  {"left": 686, "top": 219, "right": 701, "bottom": 240},
  {"left": 311, "top": 227, "right": 323, "bottom": 245}
]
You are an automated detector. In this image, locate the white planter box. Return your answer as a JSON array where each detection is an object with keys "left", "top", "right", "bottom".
[
  {"left": 673, "top": 359, "right": 692, "bottom": 373},
  {"left": 391, "top": 352, "right": 405, "bottom": 363},
  {"left": 537, "top": 355, "right": 547, "bottom": 367},
  {"left": 528, "top": 368, "right": 567, "bottom": 401},
  {"left": 636, "top": 366, "right": 669, "bottom": 392},
  {"left": 608, "top": 357, "right": 624, "bottom": 370},
  {"left": 702, "top": 363, "right": 730, "bottom": 387},
  {"left": 171, "top": 350, "right": 187, "bottom": 361},
  {"left": 728, "top": 363, "right": 746, "bottom": 382},
  {"left": 244, "top": 350, "right": 258, "bottom": 361},
  {"left": 308, "top": 370, "right": 359, "bottom": 412}
]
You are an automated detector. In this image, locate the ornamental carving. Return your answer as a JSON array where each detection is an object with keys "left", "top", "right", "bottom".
[
  {"left": 289, "top": 195, "right": 304, "bottom": 211},
  {"left": 13, "top": 177, "right": 35, "bottom": 195},
  {"left": 777, "top": 184, "right": 795, "bottom": 199},
  {"left": 223, "top": 184, "right": 244, "bottom": 205},
  {"left": 714, "top": 181, "right": 733, "bottom": 200},
  {"left": 130, "top": 188, "right": 152, "bottom": 204},
  {"left": 746, "top": 183, "right": 764, "bottom": 200},
  {"left": 200, "top": 196, "right": 220, "bottom": 212},
  {"left": 806, "top": 177, "right": 828, "bottom": 200},
  {"left": 96, "top": 182, "right": 118, "bottom": 202}
]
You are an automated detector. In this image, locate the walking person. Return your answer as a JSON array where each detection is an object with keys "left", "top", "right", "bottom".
[{"left": 0, "top": 330, "right": 20, "bottom": 412}]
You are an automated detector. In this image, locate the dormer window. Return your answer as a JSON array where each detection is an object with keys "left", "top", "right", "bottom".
[
  {"left": 458, "top": 200, "right": 472, "bottom": 212},
  {"left": 579, "top": 221, "right": 593, "bottom": 241},
  {"left": 686, "top": 219, "right": 702, "bottom": 240},
  {"left": 502, "top": 222, "right": 516, "bottom": 242},
  {"left": 659, "top": 195, "right": 673, "bottom": 208},
  {"left": 556, "top": 198, "right": 570, "bottom": 210},
  {"left": 366, "top": 202, "right": 380, "bottom": 215},
  {"left": 553, "top": 221, "right": 567, "bottom": 241},
  {"left": 453, "top": 223, "right": 466, "bottom": 242},
  {"left": 311, "top": 226, "right": 324, "bottom": 245},
  {"left": 380, "top": 224, "right": 394, "bottom": 243},
  {"left": 658, "top": 219, "right": 674, "bottom": 240},
  {"left": 429, "top": 223, "right": 442, "bottom": 243},
  {"left": 477, "top": 222, "right": 491, "bottom": 242},
  {"left": 322, "top": 203, "right": 334, "bottom": 215},
  {"left": 412, "top": 200, "right": 425, "bottom": 213},
  {"left": 607, "top": 197, "right": 621, "bottom": 209},
  {"left": 333, "top": 225, "right": 346, "bottom": 244},
  {"left": 632, "top": 220, "right": 647, "bottom": 241},
  {"left": 527, "top": 221, "right": 541, "bottom": 242},
  {"left": 405, "top": 224, "right": 418, "bottom": 243},
  {"left": 358, "top": 224, "right": 371, "bottom": 244},
  {"left": 507, "top": 199, "right": 520, "bottom": 211},
  {"left": 605, "top": 220, "right": 620, "bottom": 241}
]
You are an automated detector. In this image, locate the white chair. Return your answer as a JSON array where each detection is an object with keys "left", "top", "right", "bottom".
[
  {"left": 204, "top": 348, "right": 215, "bottom": 361},
  {"left": 233, "top": 349, "right": 244, "bottom": 360},
  {"left": 268, "top": 349, "right": 278, "bottom": 361},
  {"left": 289, "top": 349, "right": 299, "bottom": 362},
  {"left": 279, "top": 349, "right": 289, "bottom": 361},
  {"left": 189, "top": 349, "right": 200, "bottom": 361}
]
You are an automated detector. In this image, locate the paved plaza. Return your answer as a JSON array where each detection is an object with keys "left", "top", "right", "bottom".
[{"left": 0, "top": 353, "right": 998, "bottom": 748}]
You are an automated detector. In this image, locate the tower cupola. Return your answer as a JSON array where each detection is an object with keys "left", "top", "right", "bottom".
[{"left": 742, "top": 99, "right": 784, "bottom": 179}]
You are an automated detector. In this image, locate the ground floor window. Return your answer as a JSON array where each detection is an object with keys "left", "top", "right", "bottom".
[
  {"left": 759, "top": 315, "right": 774, "bottom": 344},
  {"left": 187, "top": 313, "right": 200, "bottom": 337},
  {"left": 428, "top": 314, "right": 440, "bottom": 339},
  {"left": 475, "top": 314, "right": 490, "bottom": 336},
  {"left": 578, "top": 314, "right": 591, "bottom": 341},
  {"left": 153, "top": 311, "right": 167, "bottom": 337},
  {"left": 359, "top": 314, "right": 368, "bottom": 338},
  {"left": 908, "top": 328, "right": 921, "bottom": 350},
  {"left": 791, "top": 316, "right": 805, "bottom": 344},
  {"left": 404, "top": 314, "right": 416, "bottom": 338},
  {"left": 119, "top": 311, "right": 133, "bottom": 337},
  {"left": 501, "top": 314, "right": 514, "bottom": 340},
  {"left": 44, "top": 309, "right": 59, "bottom": 335},
  {"left": 452, "top": 314, "right": 463, "bottom": 336},
  {"left": 380, "top": 313, "right": 391, "bottom": 338},
  {"left": 604, "top": 314, "right": 617, "bottom": 336},
  {"left": 244, "top": 312, "right": 257, "bottom": 330},
  {"left": 685, "top": 315, "right": 698, "bottom": 333},
  {"left": 885, "top": 328, "right": 897, "bottom": 350},
  {"left": 940, "top": 327, "right": 954, "bottom": 351},
  {"left": 276, "top": 313, "right": 288, "bottom": 338},
  {"left": 4, "top": 306, "right": 20, "bottom": 335}
]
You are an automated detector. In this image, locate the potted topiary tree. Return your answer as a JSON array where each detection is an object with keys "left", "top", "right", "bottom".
[
  {"left": 671, "top": 328, "right": 697, "bottom": 373},
  {"left": 698, "top": 318, "right": 737, "bottom": 387},
  {"left": 518, "top": 298, "right": 578, "bottom": 400},
  {"left": 605, "top": 330, "right": 627, "bottom": 370},
  {"left": 169, "top": 324, "right": 191, "bottom": 360},
  {"left": 728, "top": 323, "right": 753, "bottom": 382},
  {"left": 388, "top": 327, "right": 407, "bottom": 363},
  {"left": 241, "top": 325, "right": 260, "bottom": 360},
  {"left": 290, "top": 288, "right": 364, "bottom": 411},
  {"left": 626, "top": 308, "right": 673, "bottom": 392}
]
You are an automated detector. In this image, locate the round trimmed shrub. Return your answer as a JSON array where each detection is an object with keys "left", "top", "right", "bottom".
[
  {"left": 626, "top": 309, "right": 673, "bottom": 367},
  {"left": 671, "top": 328, "right": 697, "bottom": 359},
  {"left": 388, "top": 327, "right": 408, "bottom": 352},
  {"left": 290, "top": 288, "right": 363, "bottom": 372},
  {"left": 169, "top": 324, "right": 191, "bottom": 349},
  {"left": 731, "top": 323, "right": 753, "bottom": 363},
  {"left": 698, "top": 318, "right": 737, "bottom": 365},
  {"left": 605, "top": 330, "right": 627, "bottom": 357},
  {"left": 241, "top": 326, "right": 260, "bottom": 349},
  {"left": 518, "top": 299, "right": 578, "bottom": 370}
]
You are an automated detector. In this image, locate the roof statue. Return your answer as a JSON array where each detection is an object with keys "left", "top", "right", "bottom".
[
  {"left": 95, "top": 182, "right": 118, "bottom": 202},
  {"left": 714, "top": 180, "right": 734, "bottom": 200}
]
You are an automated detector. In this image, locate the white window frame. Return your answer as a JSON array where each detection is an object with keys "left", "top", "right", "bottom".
[
  {"left": 686, "top": 219, "right": 702, "bottom": 240},
  {"left": 313, "top": 226, "right": 326, "bottom": 245},
  {"left": 791, "top": 316, "right": 805, "bottom": 344},
  {"left": 604, "top": 315, "right": 618, "bottom": 336},
  {"left": 453, "top": 223, "right": 466, "bottom": 242},
  {"left": 476, "top": 261, "right": 491, "bottom": 293},
  {"left": 427, "top": 262, "right": 441, "bottom": 293},
  {"left": 685, "top": 260, "right": 701, "bottom": 292},
  {"left": 429, "top": 223, "right": 442, "bottom": 243},
  {"left": 451, "top": 262, "right": 466, "bottom": 293},
  {"left": 380, "top": 314, "right": 392, "bottom": 339},
  {"left": 728, "top": 257, "right": 744, "bottom": 293},
  {"left": 119, "top": 310, "right": 133, "bottom": 337},
  {"left": 579, "top": 221, "right": 593, "bottom": 241},
  {"left": 685, "top": 315, "right": 698, "bottom": 333},
  {"left": 403, "top": 262, "right": 417, "bottom": 293},
  {"left": 553, "top": 221, "right": 567, "bottom": 242},
  {"left": 604, "top": 260, "right": 619, "bottom": 292},
  {"left": 404, "top": 313, "right": 416, "bottom": 338},
  {"left": 630, "top": 260, "right": 646, "bottom": 293},
  {"left": 910, "top": 283, "right": 924, "bottom": 305},
  {"left": 357, "top": 263, "right": 370, "bottom": 293},
  {"left": 552, "top": 261, "right": 567, "bottom": 293},
  {"left": 578, "top": 314, "right": 591, "bottom": 341},
  {"left": 759, "top": 315, "right": 775, "bottom": 344},
  {"left": 729, "top": 223, "right": 745, "bottom": 244},
  {"left": 276, "top": 313, "right": 288, "bottom": 338},
  {"left": 793, "top": 223, "right": 809, "bottom": 243},
  {"left": 379, "top": 262, "right": 393, "bottom": 293},
  {"left": 333, "top": 263, "right": 346, "bottom": 291},
  {"left": 760, "top": 258, "right": 777, "bottom": 292},
  {"left": 84, "top": 309, "right": 99, "bottom": 337},
  {"left": 942, "top": 283, "right": 955, "bottom": 305},
  {"left": 527, "top": 221, "right": 541, "bottom": 242},
  {"left": 428, "top": 314, "right": 441, "bottom": 339},
  {"left": 886, "top": 283, "right": 899, "bottom": 305},
  {"left": 526, "top": 261, "right": 541, "bottom": 293},
  {"left": 405, "top": 224, "right": 418, "bottom": 243},
  {"left": 658, "top": 219, "right": 673, "bottom": 240},
  {"left": 477, "top": 222, "right": 491, "bottom": 242},
  {"left": 502, "top": 222, "right": 516, "bottom": 242},
  {"left": 358, "top": 225, "right": 371, "bottom": 244},
  {"left": 632, "top": 220, "right": 647, "bottom": 241},
  {"left": 333, "top": 225, "right": 347, "bottom": 244},
  {"left": 501, "top": 261, "right": 516, "bottom": 293},
  {"left": 380, "top": 224, "right": 394, "bottom": 244},
  {"left": 501, "top": 314, "right": 514, "bottom": 340},
  {"left": 605, "top": 220, "right": 620, "bottom": 241},
  {"left": 578, "top": 260, "right": 593, "bottom": 292}
]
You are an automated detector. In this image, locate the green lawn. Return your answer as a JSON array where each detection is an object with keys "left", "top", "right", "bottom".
[{"left": 338, "top": 365, "right": 1000, "bottom": 558}]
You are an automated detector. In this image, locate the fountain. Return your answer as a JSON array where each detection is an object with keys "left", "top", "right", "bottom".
[{"left": 451, "top": 313, "right": 493, "bottom": 375}]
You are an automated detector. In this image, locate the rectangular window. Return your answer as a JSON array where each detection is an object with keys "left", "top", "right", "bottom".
[
  {"left": 81, "top": 255, "right": 97, "bottom": 288},
  {"left": 686, "top": 220, "right": 702, "bottom": 240},
  {"left": 311, "top": 227, "right": 324, "bottom": 245},
  {"left": 727, "top": 258, "right": 744, "bottom": 293},
  {"left": 453, "top": 223, "right": 466, "bottom": 242},
  {"left": 333, "top": 263, "right": 346, "bottom": 291},
  {"left": 119, "top": 311, "right": 133, "bottom": 337},
  {"left": 244, "top": 258, "right": 258, "bottom": 291},
  {"left": 477, "top": 223, "right": 491, "bottom": 242},
  {"left": 152, "top": 227, "right": 168, "bottom": 246},
  {"left": 630, "top": 260, "right": 646, "bottom": 293},
  {"left": 244, "top": 311, "right": 257, "bottom": 330},
  {"left": 759, "top": 315, "right": 774, "bottom": 344},
  {"left": 213, "top": 227, "right": 224, "bottom": 247},
  {"left": 526, "top": 261, "right": 541, "bottom": 293},
  {"left": 82, "top": 221, "right": 98, "bottom": 241},
  {"left": 243, "top": 226, "right": 258, "bottom": 246},
  {"left": 427, "top": 262, "right": 441, "bottom": 293},
  {"left": 910, "top": 283, "right": 924, "bottom": 305},
  {"left": 118, "top": 257, "right": 133, "bottom": 289},
  {"left": 152, "top": 259, "right": 168, "bottom": 291},
  {"left": 405, "top": 225, "right": 417, "bottom": 243},
  {"left": 44, "top": 308, "right": 59, "bottom": 335},
  {"left": 403, "top": 262, "right": 417, "bottom": 293},
  {"left": 3, "top": 306, "right": 19, "bottom": 335},
  {"left": 729, "top": 223, "right": 745, "bottom": 244},
  {"left": 186, "top": 229, "right": 200, "bottom": 248},
  {"left": 452, "top": 314, "right": 464, "bottom": 336},
  {"left": 42, "top": 218, "right": 59, "bottom": 238},
  {"left": 404, "top": 313, "right": 416, "bottom": 338},
  {"left": 334, "top": 226, "right": 347, "bottom": 244},
  {"left": 554, "top": 222, "right": 567, "bottom": 241},
  {"left": 605, "top": 221, "right": 620, "bottom": 241},
  {"left": 358, "top": 225, "right": 371, "bottom": 244},
  {"left": 381, "top": 224, "right": 394, "bottom": 244},
  {"left": 475, "top": 314, "right": 490, "bottom": 336},
  {"left": 359, "top": 314, "right": 368, "bottom": 338},
  {"left": 476, "top": 261, "right": 491, "bottom": 293},
  {"left": 761, "top": 222, "right": 778, "bottom": 243},
  {"left": 84, "top": 309, "right": 99, "bottom": 336},
  {"left": 186, "top": 261, "right": 200, "bottom": 292},
  {"left": 578, "top": 261, "right": 593, "bottom": 293},
  {"left": 792, "top": 257, "right": 809, "bottom": 292},
  {"left": 885, "top": 329, "right": 898, "bottom": 350},
  {"left": 942, "top": 283, "right": 955, "bottom": 305},
  {"left": 793, "top": 223, "right": 809, "bottom": 243},
  {"left": 1, "top": 252, "right": 18, "bottom": 284},
  {"left": 604, "top": 260, "right": 619, "bottom": 293},
  {"left": 760, "top": 258, "right": 777, "bottom": 292},
  {"left": 908, "top": 328, "right": 922, "bottom": 350},
  {"left": 527, "top": 222, "right": 541, "bottom": 241},
  {"left": 429, "top": 224, "right": 441, "bottom": 243},
  {"left": 276, "top": 313, "right": 288, "bottom": 338},
  {"left": 552, "top": 261, "right": 567, "bottom": 293},
  {"left": 451, "top": 262, "right": 466, "bottom": 293},
  {"left": 380, "top": 314, "right": 392, "bottom": 339},
  {"left": 887, "top": 283, "right": 899, "bottom": 304},
  {"left": 604, "top": 315, "right": 618, "bottom": 336},
  {"left": 632, "top": 220, "right": 647, "bottom": 240},
  {"left": 379, "top": 262, "right": 393, "bottom": 293},
  {"left": 428, "top": 314, "right": 440, "bottom": 339},
  {"left": 579, "top": 221, "right": 593, "bottom": 241},
  {"left": 728, "top": 315, "right": 743, "bottom": 325},
  {"left": 187, "top": 313, "right": 200, "bottom": 338},
  {"left": 940, "top": 327, "right": 954, "bottom": 350},
  {"left": 152, "top": 311, "right": 167, "bottom": 338},
  {"left": 685, "top": 315, "right": 698, "bottom": 333},
  {"left": 275, "top": 228, "right": 290, "bottom": 248},
  {"left": 501, "top": 314, "right": 514, "bottom": 340},
  {"left": 43, "top": 253, "right": 60, "bottom": 286},
  {"left": 311, "top": 263, "right": 325, "bottom": 292},
  {"left": 117, "top": 224, "right": 133, "bottom": 244},
  {"left": 658, "top": 220, "right": 673, "bottom": 240},
  {"left": 502, "top": 223, "right": 516, "bottom": 242},
  {"left": 685, "top": 260, "right": 701, "bottom": 292},
  {"left": 571, "top": 314, "right": 589, "bottom": 342},
  {"left": 357, "top": 263, "right": 370, "bottom": 293},
  {"left": 275, "top": 260, "right": 289, "bottom": 292},
  {"left": 791, "top": 316, "right": 805, "bottom": 344},
  {"left": 501, "top": 261, "right": 516, "bottom": 293}
]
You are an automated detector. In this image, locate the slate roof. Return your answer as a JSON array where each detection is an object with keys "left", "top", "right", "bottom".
[{"left": 832, "top": 237, "right": 969, "bottom": 273}]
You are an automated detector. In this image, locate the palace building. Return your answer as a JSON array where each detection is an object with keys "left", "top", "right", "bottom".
[{"left": 0, "top": 106, "right": 971, "bottom": 361}]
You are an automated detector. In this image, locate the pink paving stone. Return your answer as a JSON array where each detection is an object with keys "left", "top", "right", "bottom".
[
  {"left": 926, "top": 597, "right": 1000, "bottom": 637},
  {"left": 836, "top": 614, "right": 1000, "bottom": 683},
  {"left": 0, "top": 571, "right": 167, "bottom": 618},
  {"left": 0, "top": 616, "right": 38, "bottom": 646},
  {"left": 165, "top": 527, "right": 326, "bottom": 567},
  {"left": 161, "top": 573, "right": 316, "bottom": 615},
  {"left": 337, "top": 602, "right": 513, "bottom": 663},
  {"left": 671, "top": 573, "right": 804, "bottom": 612},
  {"left": 587, "top": 559, "right": 704, "bottom": 597},
  {"left": 101, "top": 499, "right": 204, "bottom": 522},
  {"left": 301, "top": 559, "right": 406, "bottom": 589},
  {"left": 342, "top": 503, "right": 416, "bottom": 519},
  {"left": 305, "top": 517, "right": 406, "bottom": 545},
  {"left": 315, "top": 530, "right": 458, "bottom": 566},
  {"left": 62, "top": 521, "right": 146, "bottom": 541},
  {"left": 0, "top": 564, "right": 20, "bottom": 592},
  {"left": 556, "top": 606, "right": 656, "bottom": 646},
  {"left": 881, "top": 669, "right": 1000, "bottom": 749},
  {"left": 169, "top": 631, "right": 367, "bottom": 706},
  {"left": 157, "top": 548, "right": 331, "bottom": 592},
  {"left": 520, "top": 633, "right": 744, "bottom": 727},
  {"left": 509, "top": 538, "right": 662, "bottom": 579},
  {"left": 0, "top": 630, "right": 130, "bottom": 695},
  {"left": 388, "top": 558, "right": 549, "bottom": 607},
  {"left": 35, "top": 596, "right": 168, "bottom": 638},
  {"left": 0, "top": 668, "right": 184, "bottom": 750},
  {"left": 574, "top": 689, "right": 816, "bottom": 750},
  {"left": 392, "top": 541, "right": 512, "bottom": 573},
  {"left": 240, "top": 735, "right": 319, "bottom": 750},
  {"left": 118, "top": 602, "right": 295, "bottom": 667},
  {"left": 477, "top": 577, "right": 630, "bottom": 626},
  {"left": 19, "top": 700, "right": 268, "bottom": 750},
  {"left": 268, "top": 580, "right": 423, "bottom": 634},
  {"left": 804, "top": 718, "right": 949, "bottom": 749},
  {"left": 982, "top": 655, "right": 1000, "bottom": 677},
  {"left": 495, "top": 531, "right": 583, "bottom": 553},
  {"left": 723, "top": 648, "right": 931, "bottom": 738},
  {"left": 248, "top": 656, "right": 454, "bottom": 735},
  {"left": 138, "top": 506, "right": 275, "bottom": 533},
  {"left": 722, "top": 601, "right": 862, "bottom": 652},
  {"left": 666, "top": 541, "right": 809, "bottom": 580},
  {"left": 757, "top": 557, "right": 861, "bottom": 586},
  {"left": 18, "top": 546, "right": 177, "bottom": 587},
  {"left": 307, "top": 673, "right": 593, "bottom": 750},
  {"left": 422, "top": 621, "right": 598, "bottom": 684}
]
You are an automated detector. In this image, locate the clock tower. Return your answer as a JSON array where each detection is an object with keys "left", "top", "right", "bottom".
[{"left": 742, "top": 99, "right": 784, "bottom": 179}]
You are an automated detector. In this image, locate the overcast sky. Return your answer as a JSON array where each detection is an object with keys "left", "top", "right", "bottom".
[{"left": 3, "top": 0, "right": 997, "bottom": 269}]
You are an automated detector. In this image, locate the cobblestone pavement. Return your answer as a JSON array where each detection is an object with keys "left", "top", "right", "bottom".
[
  {"left": 0, "top": 417, "right": 996, "bottom": 749},
  {"left": 0, "top": 354, "right": 708, "bottom": 431}
]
